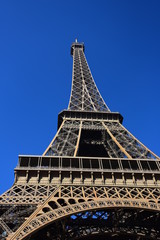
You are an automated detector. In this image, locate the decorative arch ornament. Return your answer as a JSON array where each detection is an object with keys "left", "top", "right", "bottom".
[{"left": 7, "top": 185, "right": 160, "bottom": 240}]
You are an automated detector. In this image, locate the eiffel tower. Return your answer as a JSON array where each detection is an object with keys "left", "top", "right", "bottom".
[{"left": 0, "top": 40, "right": 160, "bottom": 240}]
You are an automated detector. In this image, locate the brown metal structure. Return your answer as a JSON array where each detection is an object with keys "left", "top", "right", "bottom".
[{"left": 0, "top": 40, "right": 160, "bottom": 240}]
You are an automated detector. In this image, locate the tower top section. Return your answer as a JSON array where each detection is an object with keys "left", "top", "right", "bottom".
[
  {"left": 68, "top": 40, "right": 110, "bottom": 112},
  {"left": 71, "top": 40, "right": 85, "bottom": 56}
]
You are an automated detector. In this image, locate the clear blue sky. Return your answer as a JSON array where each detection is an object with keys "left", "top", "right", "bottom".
[{"left": 0, "top": 0, "right": 160, "bottom": 194}]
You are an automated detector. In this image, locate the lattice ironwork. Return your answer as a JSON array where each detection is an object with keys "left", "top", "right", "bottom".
[
  {"left": 29, "top": 210, "right": 160, "bottom": 240},
  {"left": 68, "top": 42, "right": 110, "bottom": 112},
  {"left": 5, "top": 185, "right": 160, "bottom": 240},
  {"left": 0, "top": 40, "right": 159, "bottom": 240},
  {"left": 44, "top": 118, "right": 158, "bottom": 158}
]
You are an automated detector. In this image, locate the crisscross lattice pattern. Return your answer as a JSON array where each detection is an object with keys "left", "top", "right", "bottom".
[
  {"left": 68, "top": 45, "right": 110, "bottom": 112},
  {"left": 6, "top": 185, "right": 160, "bottom": 240},
  {"left": 43, "top": 119, "right": 158, "bottom": 159}
]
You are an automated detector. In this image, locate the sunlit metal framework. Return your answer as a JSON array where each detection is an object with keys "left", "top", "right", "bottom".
[{"left": 0, "top": 41, "right": 160, "bottom": 240}]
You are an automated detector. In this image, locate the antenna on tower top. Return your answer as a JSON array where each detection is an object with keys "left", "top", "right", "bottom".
[{"left": 75, "top": 38, "right": 78, "bottom": 43}]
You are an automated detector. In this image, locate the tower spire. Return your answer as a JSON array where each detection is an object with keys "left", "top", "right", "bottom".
[{"left": 69, "top": 41, "right": 110, "bottom": 112}]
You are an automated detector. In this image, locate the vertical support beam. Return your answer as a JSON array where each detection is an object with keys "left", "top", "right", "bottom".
[
  {"left": 102, "top": 122, "right": 132, "bottom": 159},
  {"left": 120, "top": 123, "right": 160, "bottom": 159},
  {"left": 0, "top": 218, "right": 13, "bottom": 235},
  {"left": 74, "top": 121, "right": 82, "bottom": 157},
  {"left": 43, "top": 120, "right": 65, "bottom": 156}
]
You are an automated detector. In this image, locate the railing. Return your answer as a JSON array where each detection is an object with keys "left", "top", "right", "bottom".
[{"left": 16, "top": 155, "right": 160, "bottom": 173}]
